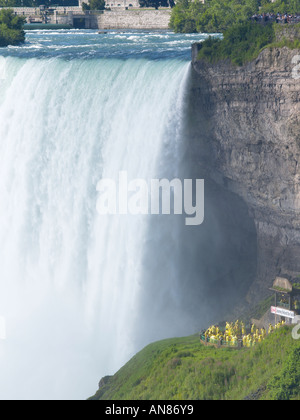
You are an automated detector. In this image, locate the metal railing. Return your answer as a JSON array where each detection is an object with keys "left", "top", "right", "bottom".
[
  {"left": 200, "top": 334, "right": 255, "bottom": 349},
  {"left": 278, "top": 302, "right": 290, "bottom": 310}
]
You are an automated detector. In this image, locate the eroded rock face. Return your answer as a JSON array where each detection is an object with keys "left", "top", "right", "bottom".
[{"left": 190, "top": 46, "right": 300, "bottom": 303}]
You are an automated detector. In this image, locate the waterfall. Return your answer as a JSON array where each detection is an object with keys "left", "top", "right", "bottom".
[{"left": 0, "top": 56, "right": 193, "bottom": 400}]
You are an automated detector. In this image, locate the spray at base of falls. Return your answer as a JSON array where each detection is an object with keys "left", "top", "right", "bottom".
[{"left": 0, "top": 56, "right": 198, "bottom": 400}]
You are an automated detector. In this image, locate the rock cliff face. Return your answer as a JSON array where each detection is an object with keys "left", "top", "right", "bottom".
[{"left": 190, "top": 45, "right": 300, "bottom": 304}]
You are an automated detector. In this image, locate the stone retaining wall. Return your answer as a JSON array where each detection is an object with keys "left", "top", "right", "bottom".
[{"left": 97, "top": 10, "right": 171, "bottom": 30}]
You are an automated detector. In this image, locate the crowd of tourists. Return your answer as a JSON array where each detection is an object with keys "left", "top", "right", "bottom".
[
  {"left": 201, "top": 319, "right": 286, "bottom": 348},
  {"left": 251, "top": 12, "right": 300, "bottom": 24}
]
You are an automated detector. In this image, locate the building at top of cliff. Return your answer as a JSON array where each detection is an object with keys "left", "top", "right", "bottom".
[
  {"left": 79, "top": 0, "right": 175, "bottom": 9},
  {"left": 104, "top": 0, "right": 140, "bottom": 8},
  {"left": 78, "top": 0, "right": 141, "bottom": 8}
]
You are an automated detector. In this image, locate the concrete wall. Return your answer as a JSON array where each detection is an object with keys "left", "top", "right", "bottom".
[
  {"left": 1, "top": 7, "right": 171, "bottom": 30},
  {"left": 53, "top": 11, "right": 100, "bottom": 28},
  {"left": 97, "top": 10, "right": 171, "bottom": 29}
]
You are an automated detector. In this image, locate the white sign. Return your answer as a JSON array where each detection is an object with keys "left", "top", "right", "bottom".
[{"left": 271, "top": 306, "right": 295, "bottom": 319}]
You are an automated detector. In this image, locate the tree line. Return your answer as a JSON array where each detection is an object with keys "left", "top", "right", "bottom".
[
  {"left": 170, "top": 0, "right": 300, "bottom": 33},
  {"left": 182, "top": 0, "right": 300, "bottom": 67}
]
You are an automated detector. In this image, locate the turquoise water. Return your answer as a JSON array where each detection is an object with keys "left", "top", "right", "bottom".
[{"left": 2, "top": 29, "right": 212, "bottom": 60}]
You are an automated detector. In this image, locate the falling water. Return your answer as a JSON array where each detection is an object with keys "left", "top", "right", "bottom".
[{"left": 0, "top": 30, "right": 202, "bottom": 399}]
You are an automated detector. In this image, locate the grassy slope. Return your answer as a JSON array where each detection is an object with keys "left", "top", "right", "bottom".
[{"left": 90, "top": 327, "right": 300, "bottom": 400}]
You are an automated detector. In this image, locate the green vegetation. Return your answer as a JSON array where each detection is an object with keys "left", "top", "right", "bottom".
[
  {"left": 170, "top": 0, "right": 258, "bottom": 33},
  {"left": 272, "top": 286, "right": 291, "bottom": 292},
  {"left": 90, "top": 327, "right": 300, "bottom": 400},
  {"left": 0, "top": 9, "right": 25, "bottom": 47},
  {"left": 195, "top": 21, "right": 300, "bottom": 66},
  {"left": 0, "top": 0, "right": 22, "bottom": 5},
  {"left": 268, "top": 346, "right": 300, "bottom": 400},
  {"left": 139, "top": 0, "right": 175, "bottom": 9},
  {"left": 261, "top": 0, "right": 300, "bottom": 14},
  {"left": 82, "top": 0, "right": 105, "bottom": 11},
  {"left": 170, "top": 0, "right": 300, "bottom": 66},
  {"left": 197, "top": 22, "right": 275, "bottom": 65},
  {"left": 170, "top": 0, "right": 300, "bottom": 34}
]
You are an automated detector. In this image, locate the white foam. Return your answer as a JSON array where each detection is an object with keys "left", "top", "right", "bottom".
[{"left": 0, "top": 56, "right": 191, "bottom": 400}]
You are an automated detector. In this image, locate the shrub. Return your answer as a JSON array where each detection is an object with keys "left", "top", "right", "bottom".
[
  {"left": 0, "top": 9, "right": 25, "bottom": 47},
  {"left": 197, "top": 22, "right": 276, "bottom": 66},
  {"left": 268, "top": 347, "right": 300, "bottom": 400},
  {"left": 170, "top": 0, "right": 300, "bottom": 34}
]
